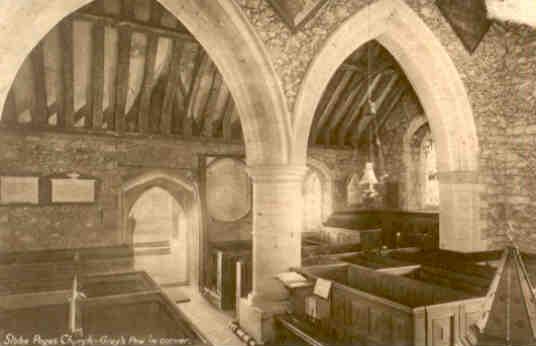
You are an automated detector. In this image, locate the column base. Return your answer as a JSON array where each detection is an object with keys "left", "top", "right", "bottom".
[{"left": 238, "top": 297, "right": 289, "bottom": 344}]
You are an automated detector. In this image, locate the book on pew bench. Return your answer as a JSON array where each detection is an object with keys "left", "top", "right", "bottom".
[{"left": 277, "top": 272, "right": 312, "bottom": 288}]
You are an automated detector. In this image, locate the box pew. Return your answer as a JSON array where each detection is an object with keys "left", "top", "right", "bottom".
[
  {"left": 404, "top": 265, "right": 490, "bottom": 296},
  {"left": 390, "top": 250, "right": 496, "bottom": 281},
  {"left": 284, "top": 263, "right": 487, "bottom": 346}
]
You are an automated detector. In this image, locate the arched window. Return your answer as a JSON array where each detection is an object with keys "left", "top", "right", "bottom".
[
  {"left": 420, "top": 134, "right": 439, "bottom": 208},
  {"left": 403, "top": 119, "right": 439, "bottom": 210},
  {"left": 303, "top": 171, "right": 323, "bottom": 232},
  {"left": 346, "top": 173, "right": 361, "bottom": 206}
]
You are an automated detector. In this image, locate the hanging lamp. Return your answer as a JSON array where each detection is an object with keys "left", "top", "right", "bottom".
[{"left": 358, "top": 38, "right": 380, "bottom": 198}]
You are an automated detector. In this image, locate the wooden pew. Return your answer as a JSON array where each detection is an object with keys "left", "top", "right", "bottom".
[{"left": 281, "top": 263, "right": 489, "bottom": 346}]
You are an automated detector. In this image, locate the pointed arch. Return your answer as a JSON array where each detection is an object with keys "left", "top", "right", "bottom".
[
  {"left": 307, "top": 158, "right": 334, "bottom": 222},
  {"left": 120, "top": 170, "right": 202, "bottom": 287},
  {"left": 0, "top": 0, "right": 291, "bottom": 166},
  {"left": 293, "top": 0, "right": 484, "bottom": 251}
]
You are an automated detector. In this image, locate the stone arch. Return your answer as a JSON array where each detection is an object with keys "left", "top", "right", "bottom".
[
  {"left": 292, "top": 0, "right": 484, "bottom": 251},
  {"left": 306, "top": 158, "right": 334, "bottom": 222},
  {"left": 0, "top": 0, "right": 291, "bottom": 166},
  {"left": 120, "top": 170, "right": 202, "bottom": 287}
]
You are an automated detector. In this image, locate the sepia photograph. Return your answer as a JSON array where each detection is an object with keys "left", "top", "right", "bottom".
[{"left": 0, "top": 0, "right": 535, "bottom": 345}]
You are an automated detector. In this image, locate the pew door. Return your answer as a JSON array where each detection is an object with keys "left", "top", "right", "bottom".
[
  {"left": 426, "top": 306, "right": 459, "bottom": 346},
  {"left": 431, "top": 317, "right": 454, "bottom": 346}
]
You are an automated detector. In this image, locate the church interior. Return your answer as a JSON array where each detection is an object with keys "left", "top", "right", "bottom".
[{"left": 0, "top": 0, "right": 536, "bottom": 345}]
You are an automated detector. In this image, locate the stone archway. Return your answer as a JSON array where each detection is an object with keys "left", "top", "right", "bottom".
[
  {"left": 120, "top": 171, "right": 202, "bottom": 287},
  {"left": 292, "top": 0, "right": 484, "bottom": 252},
  {"left": 0, "top": 0, "right": 291, "bottom": 166}
]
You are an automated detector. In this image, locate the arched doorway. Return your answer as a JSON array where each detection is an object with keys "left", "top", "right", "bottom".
[
  {"left": 292, "top": 0, "right": 484, "bottom": 252},
  {"left": 121, "top": 171, "right": 202, "bottom": 287},
  {"left": 128, "top": 186, "right": 188, "bottom": 285}
]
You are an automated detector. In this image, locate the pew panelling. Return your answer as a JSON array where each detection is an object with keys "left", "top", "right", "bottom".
[{"left": 286, "top": 263, "right": 489, "bottom": 346}]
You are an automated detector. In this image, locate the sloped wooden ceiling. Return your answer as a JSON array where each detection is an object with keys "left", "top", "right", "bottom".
[
  {"left": 1, "top": 0, "right": 243, "bottom": 141},
  {"left": 1, "top": 2, "right": 418, "bottom": 150},
  {"left": 310, "top": 41, "right": 415, "bottom": 148}
]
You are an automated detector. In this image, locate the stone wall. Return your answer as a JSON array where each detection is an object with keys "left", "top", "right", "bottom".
[
  {"left": 0, "top": 126, "right": 359, "bottom": 252},
  {"left": 0, "top": 127, "right": 243, "bottom": 252},
  {"left": 237, "top": 0, "right": 536, "bottom": 251}
]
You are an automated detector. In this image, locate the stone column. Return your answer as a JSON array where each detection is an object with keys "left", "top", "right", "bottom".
[
  {"left": 438, "top": 170, "right": 487, "bottom": 252},
  {"left": 239, "top": 165, "right": 307, "bottom": 342}
]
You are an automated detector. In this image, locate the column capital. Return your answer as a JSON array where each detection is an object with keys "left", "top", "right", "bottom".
[{"left": 246, "top": 165, "right": 308, "bottom": 183}]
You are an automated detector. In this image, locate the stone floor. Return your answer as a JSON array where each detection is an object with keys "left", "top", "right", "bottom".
[{"left": 162, "top": 285, "right": 243, "bottom": 346}]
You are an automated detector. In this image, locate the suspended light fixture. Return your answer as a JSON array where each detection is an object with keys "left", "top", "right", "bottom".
[
  {"left": 358, "top": 41, "right": 380, "bottom": 199},
  {"left": 358, "top": 2, "right": 388, "bottom": 201}
]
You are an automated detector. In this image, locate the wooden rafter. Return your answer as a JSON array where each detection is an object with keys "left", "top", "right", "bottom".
[
  {"left": 2, "top": 89, "right": 17, "bottom": 124},
  {"left": 320, "top": 60, "right": 393, "bottom": 145},
  {"left": 202, "top": 74, "right": 227, "bottom": 137},
  {"left": 354, "top": 78, "right": 407, "bottom": 144},
  {"left": 137, "top": 2, "right": 163, "bottom": 133},
  {"left": 321, "top": 74, "right": 365, "bottom": 145},
  {"left": 58, "top": 18, "right": 75, "bottom": 128},
  {"left": 160, "top": 39, "right": 185, "bottom": 135},
  {"left": 310, "top": 70, "right": 354, "bottom": 144},
  {"left": 211, "top": 87, "right": 231, "bottom": 138},
  {"left": 377, "top": 82, "right": 409, "bottom": 132},
  {"left": 88, "top": 8, "right": 105, "bottom": 129},
  {"left": 336, "top": 73, "right": 384, "bottom": 147},
  {"left": 340, "top": 63, "right": 365, "bottom": 73},
  {"left": 198, "top": 66, "right": 220, "bottom": 134},
  {"left": 113, "top": 0, "right": 134, "bottom": 133},
  {"left": 184, "top": 49, "right": 209, "bottom": 138},
  {"left": 308, "top": 70, "right": 344, "bottom": 145},
  {"left": 30, "top": 41, "right": 48, "bottom": 126},
  {"left": 73, "top": 12, "right": 194, "bottom": 43},
  {"left": 221, "top": 94, "right": 234, "bottom": 140}
]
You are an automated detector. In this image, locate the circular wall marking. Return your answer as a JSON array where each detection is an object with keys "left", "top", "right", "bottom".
[{"left": 206, "top": 158, "right": 251, "bottom": 222}]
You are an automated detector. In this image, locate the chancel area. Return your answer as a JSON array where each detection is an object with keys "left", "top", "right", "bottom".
[{"left": 0, "top": 0, "right": 536, "bottom": 345}]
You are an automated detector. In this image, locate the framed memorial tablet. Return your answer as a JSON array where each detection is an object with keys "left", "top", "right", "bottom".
[
  {"left": 42, "top": 172, "right": 98, "bottom": 204},
  {"left": 0, "top": 176, "right": 39, "bottom": 205}
]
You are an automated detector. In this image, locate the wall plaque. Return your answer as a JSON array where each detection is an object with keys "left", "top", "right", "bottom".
[
  {"left": 436, "top": 0, "right": 491, "bottom": 53},
  {"left": 50, "top": 177, "right": 96, "bottom": 203},
  {"left": 267, "top": 0, "right": 329, "bottom": 32},
  {"left": 0, "top": 176, "right": 39, "bottom": 204}
]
